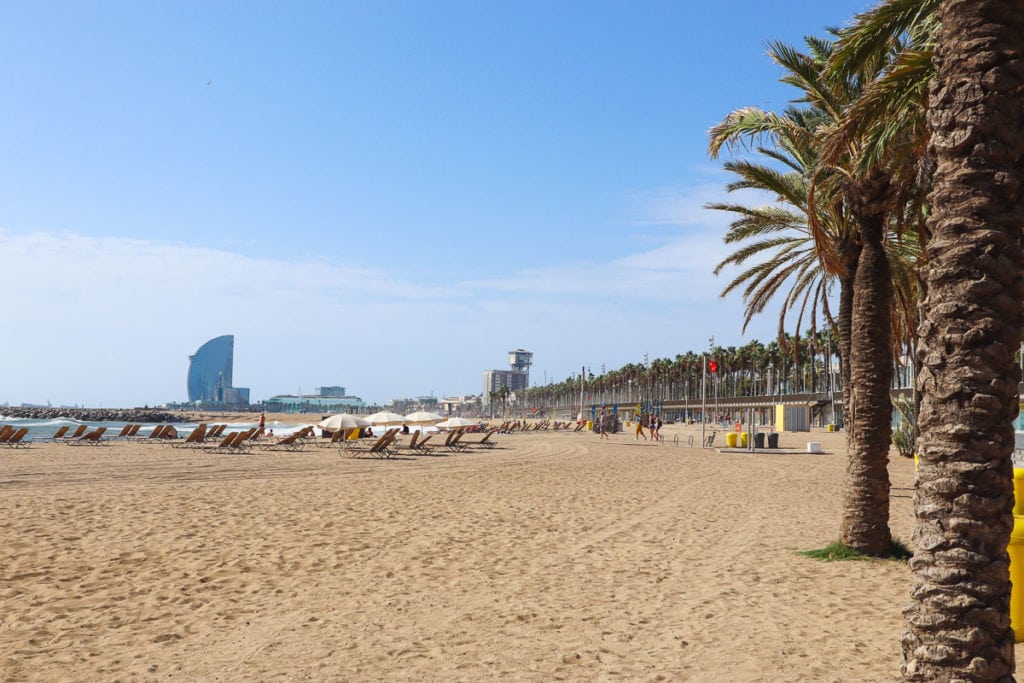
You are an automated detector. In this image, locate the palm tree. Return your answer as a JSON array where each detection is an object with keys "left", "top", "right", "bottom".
[
  {"left": 710, "top": 36, "right": 910, "bottom": 554},
  {"left": 900, "top": 1, "right": 1024, "bottom": 678}
]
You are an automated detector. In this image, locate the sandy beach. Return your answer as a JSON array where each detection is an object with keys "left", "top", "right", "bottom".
[{"left": 0, "top": 422, "right": 955, "bottom": 680}]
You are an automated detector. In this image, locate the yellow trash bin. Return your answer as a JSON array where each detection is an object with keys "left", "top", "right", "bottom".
[
  {"left": 1010, "top": 515, "right": 1024, "bottom": 641},
  {"left": 586, "top": 420, "right": 593, "bottom": 431},
  {"left": 725, "top": 432, "right": 738, "bottom": 448},
  {"left": 1014, "top": 469, "right": 1024, "bottom": 516},
  {"left": 827, "top": 423, "right": 835, "bottom": 432},
  {"left": 740, "top": 432, "right": 749, "bottom": 448}
]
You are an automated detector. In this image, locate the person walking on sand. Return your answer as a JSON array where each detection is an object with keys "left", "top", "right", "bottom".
[
  {"left": 598, "top": 406, "right": 610, "bottom": 440},
  {"left": 635, "top": 413, "right": 647, "bottom": 441}
]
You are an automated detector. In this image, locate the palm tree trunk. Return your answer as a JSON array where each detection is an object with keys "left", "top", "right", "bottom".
[
  {"left": 841, "top": 170, "right": 894, "bottom": 557},
  {"left": 837, "top": 244, "right": 860, "bottom": 431},
  {"left": 901, "top": 1, "right": 1024, "bottom": 679}
]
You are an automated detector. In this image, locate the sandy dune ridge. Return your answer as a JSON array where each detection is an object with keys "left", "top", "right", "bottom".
[{"left": 0, "top": 424, "right": 981, "bottom": 681}]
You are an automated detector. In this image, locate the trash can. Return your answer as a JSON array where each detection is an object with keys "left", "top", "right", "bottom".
[
  {"left": 1015, "top": 469, "right": 1024, "bottom": 515},
  {"left": 740, "top": 432, "right": 749, "bottom": 448},
  {"left": 586, "top": 420, "right": 593, "bottom": 431},
  {"left": 766, "top": 432, "right": 779, "bottom": 448},
  {"left": 827, "top": 423, "right": 835, "bottom": 432},
  {"left": 1010, "top": 515, "right": 1024, "bottom": 641},
  {"left": 753, "top": 432, "right": 765, "bottom": 448},
  {"left": 725, "top": 432, "right": 738, "bottom": 448}
]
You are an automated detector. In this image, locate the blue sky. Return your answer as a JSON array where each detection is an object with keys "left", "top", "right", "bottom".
[{"left": 0, "top": 0, "right": 869, "bottom": 408}]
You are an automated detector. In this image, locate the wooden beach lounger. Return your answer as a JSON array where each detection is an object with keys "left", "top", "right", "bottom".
[
  {"left": 203, "top": 431, "right": 254, "bottom": 454},
  {"left": 259, "top": 432, "right": 306, "bottom": 452},
  {"left": 203, "top": 432, "right": 239, "bottom": 453},
  {"left": 67, "top": 427, "right": 108, "bottom": 446},
  {"left": 48, "top": 426, "right": 70, "bottom": 441},
  {"left": 202, "top": 424, "right": 226, "bottom": 441},
  {"left": 340, "top": 430, "right": 398, "bottom": 458},
  {"left": 2, "top": 427, "right": 31, "bottom": 448},
  {"left": 0, "top": 425, "right": 14, "bottom": 443},
  {"left": 318, "top": 428, "right": 351, "bottom": 448},
  {"left": 460, "top": 428, "right": 500, "bottom": 449},
  {"left": 60, "top": 424, "right": 88, "bottom": 441},
  {"left": 408, "top": 432, "right": 435, "bottom": 454},
  {"left": 171, "top": 424, "right": 208, "bottom": 449}
]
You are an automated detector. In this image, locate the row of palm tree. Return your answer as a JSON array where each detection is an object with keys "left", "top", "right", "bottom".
[{"left": 520, "top": 331, "right": 845, "bottom": 414}]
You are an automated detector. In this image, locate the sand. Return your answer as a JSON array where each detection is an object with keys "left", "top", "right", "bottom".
[{"left": 0, "top": 423, "right": 987, "bottom": 681}]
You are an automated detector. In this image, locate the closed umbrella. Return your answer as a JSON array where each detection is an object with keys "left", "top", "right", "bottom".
[{"left": 365, "top": 411, "right": 407, "bottom": 426}]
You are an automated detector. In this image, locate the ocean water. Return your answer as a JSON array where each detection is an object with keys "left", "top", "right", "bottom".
[{"left": 0, "top": 416, "right": 320, "bottom": 443}]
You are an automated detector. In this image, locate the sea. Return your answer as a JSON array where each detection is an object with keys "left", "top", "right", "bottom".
[{"left": 0, "top": 416, "right": 316, "bottom": 443}]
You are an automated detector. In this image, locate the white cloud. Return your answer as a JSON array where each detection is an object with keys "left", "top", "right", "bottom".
[{"left": 0, "top": 205, "right": 785, "bottom": 408}]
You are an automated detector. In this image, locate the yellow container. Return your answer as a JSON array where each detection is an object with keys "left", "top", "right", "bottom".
[
  {"left": 827, "top": 423, "right": 835, "bottom": 432},
  {"left": 1014, "top": 469, "right": 1024, "bottom": 516},
  {"left": 1010, "top": 515, "right": 1024, "bottom": 641},
  {"left": 740, "top": 432, "right": 749, "bottom": 448},
  {"left": 347, "top": 428, "right": 360, "bottom": 441},
  {"left": 725, "top": 432, "right": 738, "bottom": 448},
  {"left": 586, "top": 420, "right": 593, "bottom": 431}
]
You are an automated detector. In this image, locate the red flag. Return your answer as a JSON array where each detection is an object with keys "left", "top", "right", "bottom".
[{"left": 708, "top": 360, "right": 718, "bottom": 373}]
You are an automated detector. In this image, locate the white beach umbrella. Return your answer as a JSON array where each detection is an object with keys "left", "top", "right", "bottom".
[
  {"left": 435, "top": 417, "right": 478, "bottom": 429},
  {"left": 317, "top": 413, "right": 369, "bottom": 432},
  {"left": 403, "top": 410, "right": 444, "bottom": 425},
  {"left": 365, "top": 410, "right": 407, "bottom": 426}
]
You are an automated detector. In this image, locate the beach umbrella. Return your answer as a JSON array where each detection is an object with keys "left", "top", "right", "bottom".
[
  {"left": 403, "top": 410, "right": 444, "bottom": 425},
  {"left": 317, "top": 413, "right": 369, "bottom": 432},
  {"left": 435, "top": 417, "right": 478, "bottom": 429},
  {"left": 365, "top": 410, "right": 407, "bottom": 426}
]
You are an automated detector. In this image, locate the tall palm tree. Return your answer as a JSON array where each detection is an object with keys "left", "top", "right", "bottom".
[
  {"left": 710, "top": 36, "right": 914, "bottom": 554},
  {"left": 900, "top": 1, "right": 1024, "bottom": 678}
]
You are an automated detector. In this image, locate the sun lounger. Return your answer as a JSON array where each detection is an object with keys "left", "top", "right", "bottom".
[
  {"left": 48, "top": 426, "right": 70, "bottom": 441},
  {"left": 446, "top": 431, "right": 469, "bottom": 452},
  {"left": 318, "top": 428, "right": 351, "bottom": 447},
  {"left": 202, "top": 424, "right": 226, "bottom": 441},
  {"left": 113, "top": 424, "right": 134, "bottom": 439},
  {"left": 2, "top": 427, "right": 31, "bottom": 448},
  {"left": 340, "top": 429, "right": 398, "bottom": 458},
  {"left": 202, "top": 431, "right": 253, "bottom": 453},
  {"left": 172, "top": 424, "right": 208, "bottom": 449},
  {"left": 58, "top": 424, "right": 89, "bottom": 441},
  {"left": 461, "top": 428, "right": 500, "bottom": 449},
  {"left": 67, "top": 427, "right": 108, "bottom": 446},
  {"left": 260, "top": 432, "right": 306, "bottom": 452},
  {"left": 0, "top": 426, "right": 13, "bottom": 443},
  {"left": 204, "top": 432, "right": 239, "bottom": 453},
  {"left": 408, "top": 432, "right": 435, "bottom": 454},
  {"left": 138, "top": 425, "right": 167, "bottom": 441}
]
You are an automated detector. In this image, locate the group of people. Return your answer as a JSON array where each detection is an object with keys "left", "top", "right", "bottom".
[
  {"left": 633, "top": 413, "right": 662, "bottom": 441},
  {"left": 594, "top": 406, "right": 663, "bottom": 442}
]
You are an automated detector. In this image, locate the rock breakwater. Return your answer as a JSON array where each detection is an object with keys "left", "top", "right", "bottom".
[{"left": 0, "top": 408, "right": 186, "bottom": 423}]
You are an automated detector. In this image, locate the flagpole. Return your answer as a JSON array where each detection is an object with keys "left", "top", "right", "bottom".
[
  {"left": 701, "top": 354, "right": 706, "bottom": 448},
  {"left": 578, "top": 365, "right": 585, "bottom": 424}
]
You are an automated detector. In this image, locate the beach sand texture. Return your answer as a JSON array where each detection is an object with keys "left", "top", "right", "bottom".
[{"left": 0, "top": 424, "right": 966, "bottom": 681}]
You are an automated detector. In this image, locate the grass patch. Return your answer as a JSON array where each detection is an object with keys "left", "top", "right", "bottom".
[{"left": 798, "top": 539, "right": 912, "bottom": 562}]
